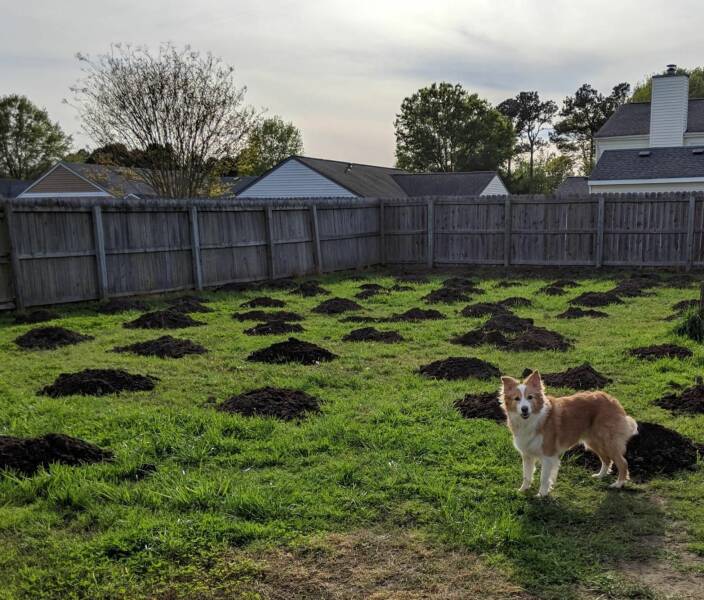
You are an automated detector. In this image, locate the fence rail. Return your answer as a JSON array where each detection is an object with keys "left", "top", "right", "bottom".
[{"left": 1, "top": 192, "right": 703, "bottom": 309}]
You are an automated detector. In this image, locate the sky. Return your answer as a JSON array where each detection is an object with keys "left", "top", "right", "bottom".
[{"left": 2, "top": 0, "right": 703, "bottom": 167}]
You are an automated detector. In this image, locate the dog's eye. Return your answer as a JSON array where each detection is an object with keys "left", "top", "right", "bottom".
[
  {"left": 514, "top": 396, "right": 520, "bottom": 402},
  {"left": 527, "top": 395, "right": 534, "bottom": 400}
]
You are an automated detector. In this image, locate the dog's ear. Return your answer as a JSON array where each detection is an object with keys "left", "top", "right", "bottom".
[
  {"left": 524, "top": 370, "right": 543, "bottom": 388},
  {"left": 501, "top": 376, "right": 518, "bottom": 390}
]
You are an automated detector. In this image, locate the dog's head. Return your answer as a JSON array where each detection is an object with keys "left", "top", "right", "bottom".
[{"left": 500, "top": 370, "right": 546, "bottom": 420}]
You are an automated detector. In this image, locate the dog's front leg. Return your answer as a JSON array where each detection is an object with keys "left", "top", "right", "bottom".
[
  {"left": 519, "top": 454, "right": 536, "bottom": 492},
  {"left": 537, "top": 456, "right": 560, "bottom": 497}
]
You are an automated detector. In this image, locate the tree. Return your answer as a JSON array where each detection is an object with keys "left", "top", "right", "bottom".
[
  {"left": 394, "top": 82, "right": 514, "bottom": 172},
  {"left": 237, "top": 116, "right": 303, "bottom": 176},
  {"left": 631, "top": 66, "right": 704, "bottom": 102},
  {"left": 0, "top": 95, "right": 72, "bottom": 179},
  {"left": 497, "top": 91, "right": 557, "bottom": 189},
  {"left": 506, "top": 152, "right": 574, "bottom": 195},
  {"left": 70, "top": 43, "right": 258, "bottom": 198},
  {"left": 551, "top": 83, "right": 630, "bottom": 174}
]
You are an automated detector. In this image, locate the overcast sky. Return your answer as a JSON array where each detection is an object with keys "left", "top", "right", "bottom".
[{"left": 1, "top": 0, "right": 702, "bottom": 166}]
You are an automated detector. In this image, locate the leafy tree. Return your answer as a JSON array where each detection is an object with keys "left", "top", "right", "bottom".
[
  {"left": 551, "top": 83, "right": 630, "bottom": 174},
  {"left": 506, "top": 152, "right": 574, "bottom": 195},
  {"left": 394, "top": 82, "right": 514, "bottom": 172},
  {"left": 497, "top": 91, "right": 557, "bottom": 189},
  {"left": 237, "top": 116, "right": 303, "bottom": 176},
  {"left": 70, "top": 43, "right": 258, "bottom": 198},
  {"left": 631, "top": 66, "right": 704, "bottom": 102},
  {"left": 0, "top": 95, "right": 72, "bottom": 179}
]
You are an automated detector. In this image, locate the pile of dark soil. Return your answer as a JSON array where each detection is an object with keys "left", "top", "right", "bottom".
[
  {"left": 672, "top": 299, "right": 699, "bottom": 313},
  {"left": 550, "top": 279, "right": 579, "bottom": 288},
  {"left": 664, "top": 274, "right": 698, "bottom": 288},
  {"left": 540, "top": 285, "right": 567, "bottom": 296},
  {"left": 217, "top": 281, "right": 257, "bottom": 293},
  {"left": 244, "top": 320, "right": 305, "bottom": 336},
  {"left": 494, "top": 280, "right": 522, "bottom": 288},
  {"left": 247, "top": 337, "right": 338, "bottom": 365},
  {"left": 557, "top": 307, "right": 608, "bottom": 319},
  {"left": 355, "top": 288, "right": 385, "bottom": 300},
  {"left": 418, "top": 357, "right": 500, "bottom": 381},
  {"left": 96, "top": 298, "right": 150, "bottom": 315},
  {"left": 570, "top": 292, "right": 624, "bottom": 307},
  {"left": 114, "top": 335, "right": 206, "bottom": 358},
  {"left": 233, "top": 310, "right": 304, "bottom": 322},
  {"left": 41, "top": 368, "right": 156, "bottom": 397},
  {"left": 342, "top": 327, "right": 404, "bottom": 343},
  {"left": 422, "top": 287, "right": 471, "bottom": 304},
  {"left": 0, "top": 433, "right": 112, "bottom": 475},
  {"left": 290, "top": 281, "right": 330, "bottom": 297},
  {"left": 259, "top": 279, "right": 297, "bottom": 291},
  {"left": 124, "top": 309, "right": 204, "bottom": 329},
  {"left": 536, "top": 363, "right": 611, "bottom": 390},
  {"left": 217, "top": 387, "right": 321, "bottom": 420},
  {"left": 339, "top": 315, "right": 384, "bottom": 324},
  {"left": 13, "top": 309, "right": 60, "bottom": 324},
  {"left": 609, "top": 280, "right": 654, "bottom": 298},
  {"left": 459, "top": 303, "right": 510, "bottom": 318},
  {"left": 498, "top": 297, "right": 532, "bottom": 308},
  {"left": 484, "top": 313, "right": 534, "bottom": 333},
  {"left": 454, "top": 392, "right": 505, "bottom": 422},
  {"left": 510, "top": 327, "right": 572, "bottom": 351},
  {"left": 167, "top": 298, "right": 213, "bottom": 314},
  {"left": 451, "top": 328, "right": 510, "bottom": 348},
  {"left": 629, "top": 344, "right": 693, "bottom": 360},
  {"left": 655, "top": 380, "right": 704, "bottom": 414},
  {"left": 442, "top": 277, "right": 481, "bottom": 292},
  {"left": 241, "top": 297, "right": 286, "bottom": 308},
  {"left": 452, "top": 316, "right": 570, "bottom": 352},
  {"left": 359, "top": 283, "right": 385, "bottom": 291},
  {"left": 394, "top": 274, "right": 429, "bottom": 284},
  {"left": 389, "top": 308, "right": 446, "bottom": 321},
  {"left": 313, "top": 298, "right": 363, "bottom": 314},
  {"left": 389, "top": 284, "right": 413, "bottom": 292},
  {"left": 15, "top": 327, "right": 93, "bottom": 350},
  {"left": 171, "top": 294, "right": 209, "bottom": 303},
  {"left": 565, "top": 421, "right": 699, "bottom": 481}
]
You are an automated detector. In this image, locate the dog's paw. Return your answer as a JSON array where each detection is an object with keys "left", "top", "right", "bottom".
[
  {"left": 536, "top": 489, "right": 551, "bottom": 498},
  {"left": 609, "top": 480, "right": 626, "bottom": 489},
  {"left": 518, "top": 483, "right": 531, "bottom": 492}
]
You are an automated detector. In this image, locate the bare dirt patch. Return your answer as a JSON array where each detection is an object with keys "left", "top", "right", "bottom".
[
  {"left": 233, "top": 310, "right": 304, "bottom": 322},
  {"left": 570, "top": 292, "right": 624, "bottom": 307},
  {"left": 40, "top": 369, "right": 157, "bottom": 397},
  {"left": 290, "top": 281, "right": 330, "bottom": 297},
  {"left": 442, "top": 277, "right": 483, "bottom": 293},
  {"left": 241, "top": 297, "right": 286, "bottom": 308},
  {"left": 15, "top": 326, "right": 93, "bottom": 350},
  {"left": 167, "top": 298, "right": 213, "bottom": 314},
  {"left": 423, "top": 287, "right": 471, "bottom": 304},
  {"left": 629, "top": 344, "right": 693, "bottom": 360},
  {"left": 454, "top": 392, "right": 505, "bottom": 422},
  {"left": 247, "top": 337, "right": 337, "bottom": 365},
  {"left": 244, "top": 320, "right": 305, "bottom": 336},
  {"left": 390, "top": 308, "right": 446, "bottom": 321},
  {"left": 217, "top": 387, "right": 321, "bottom": 420},
  {"left": 484, "top": 313, "right": 534, "bottom": 333},
  {"left": 556, "top": 307, "right": 608, "bottom": 319},
  {"left": 124, "top": 309, "right": 204, "bottom": 329},
  {"left": 452, "top": 314, "right": 571, "bottom": 352},
  {"left": 530, "top": 363, "right": 611, "bottom": 390},
  {"left": 460, "top": 302, "right": 511, "bottom": 318},
  {"left": 510, "top": 327, "right": 572, "bottom": 351},
  {"left": 0, "top": 433, "right": 112, "bottom": 476},
  {"left": 313, "top": 298, "right": 364, "bottom": 314},
  {"left": 13, "top": 309, "right": 60, "bottom": 324},
  {"left": 655, "top": 379, "right": 704, "bottom": 415},
  {"left": 342, "top": 327, "right": 404, "bottom": 343},
  {"left": 96, "top": 298, "right": 150, "bottom": 315},
  {"left": 419, "top": 356, "right": 500, "bottom": 381},
  {"left": 355, "top": 288, "right": 385, "bottom": 300},
  {"left": 114, "top": 335, "right": 207, "bottom": 359}
]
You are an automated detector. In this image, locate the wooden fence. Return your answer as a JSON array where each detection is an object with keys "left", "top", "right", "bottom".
[{"left": 1, "top": 192, "right": 703, "bottom": 309}]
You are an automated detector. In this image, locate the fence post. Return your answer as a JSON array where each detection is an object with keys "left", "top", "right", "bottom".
[
  {"left": 309, "top": 204, "right": 323, "bottom": 275},
  {"left": 4, "top": 201, "right": 25, "bottom": 312},
  {"left": 189, "top": 205, "right": 204, "bottom": 290},
  {"left": 379, "top": 199, "right": 386, "bottom": 266},
  {"left": 264, "top": 206, "right": 275, "bottom": 279},
  {"left": 91, "top": 205, "right": 109, "bottom": 301},
  {"left": 595, "top": 196, "right": 605, "bottom": 268},
  {"left": 686, "top": 194, "right": 696, "bottom": 271},
  {"left": 426, "top": 197, "right": 434, "bottom": 268},
  {"left": 503, "top": 196, "right": 512, "bottom": 267}
]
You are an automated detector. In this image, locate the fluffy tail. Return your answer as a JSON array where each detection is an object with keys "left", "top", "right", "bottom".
[{"left": 625, "top": 416, "right": 638, "bottom": 438}]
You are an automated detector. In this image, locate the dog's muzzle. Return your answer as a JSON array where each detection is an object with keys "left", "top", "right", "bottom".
[{"left": 520, "top": 406, "right": 530, "bottom": 419}]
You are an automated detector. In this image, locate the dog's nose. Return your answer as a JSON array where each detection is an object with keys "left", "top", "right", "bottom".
[{"left": 521, "top": 406, "right": 529, "bottom": 415}]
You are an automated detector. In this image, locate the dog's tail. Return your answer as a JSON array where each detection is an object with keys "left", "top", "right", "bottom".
[{"left": 625, "top": 416, "right": 638, "bottom": 439}]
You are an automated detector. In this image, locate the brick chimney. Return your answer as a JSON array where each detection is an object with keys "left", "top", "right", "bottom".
[{"left": 649, "top": 64, "right": 689, "bottom": 147}]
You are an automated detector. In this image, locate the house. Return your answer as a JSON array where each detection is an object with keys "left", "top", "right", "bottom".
[
  {"left": 555, "top": 176, "right": 589, "bottom": 196},
  {"left": 18, "top": 161, "right": 256, "bottom": 199},
  {"left": 237, "top": 155, "right": 509, "bottom": 198},
  {"left": 0, "top": 178, "right": 31, "bottom": 198},
  {"left": 589, "top": 65, "right": 704, "bottom": 193}
]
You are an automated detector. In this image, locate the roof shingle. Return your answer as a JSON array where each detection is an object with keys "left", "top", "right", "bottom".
[
  {"left": 589, "top": 147, "right": 704, "bottom": 181},
  {"left": 595, "top": 99, "right": 704, "bottom": 138}
]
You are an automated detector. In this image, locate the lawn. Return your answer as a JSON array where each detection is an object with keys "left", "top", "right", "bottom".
[{"left": 1, "top": 269, "right": 703, "bottom": 599}]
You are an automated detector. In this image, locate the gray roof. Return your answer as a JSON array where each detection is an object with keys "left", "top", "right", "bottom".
[
  {"left": 595, "top": 99, "right": 704, "bottom": 138},
  {"left": 555, "top": 176, "right": 589, "bottom": 196},
  {"left": 64, "top": 162, "right": 157, "bottom": 197},
  {"left": 590, "top": 147, "right": 704, "bottom": 181},
  {"left": 0, "top": 178, "right": 31, "bottom": 198},
  {"left": 221, "top": 175, "right": 258, "bottom": 195},
  {"left": 391, "top": 172, "right": 497, "bottom": 196}
]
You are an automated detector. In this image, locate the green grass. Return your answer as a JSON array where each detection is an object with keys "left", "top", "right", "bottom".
[{"left": 1, "top": 270, "right": 703, "bottom": 599}]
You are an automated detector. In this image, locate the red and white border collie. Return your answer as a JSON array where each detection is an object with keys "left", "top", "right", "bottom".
[{"left": 500, "top": 371, "right": 638, "bottom": 497}]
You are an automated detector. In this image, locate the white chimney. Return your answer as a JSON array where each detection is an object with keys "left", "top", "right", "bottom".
[{"left": 649, "top": 64, "right": 689, "bottom": 147}]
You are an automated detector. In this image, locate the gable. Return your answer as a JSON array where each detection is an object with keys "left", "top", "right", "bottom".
[
  {"left": 239, "top": 159, "right": 356, "bottom": 198},
  {"left": 21, "top": 165, "right": 111, "bottom": 197},
  {"left": 480, "top": 175, "right": 509, "bottom": 196}
]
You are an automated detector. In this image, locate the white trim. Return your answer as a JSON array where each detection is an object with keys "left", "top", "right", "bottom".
[
  {"left": 594, "top": 134, "right": 650, "bottom": 142},
  {"left": 19, "top": 162, "right": 114, "bottom": 198},
  {"left": 589, "top": 177, "right": 704, "bottom": 186},
  {"left": 19, "top": 191, "right": 112, "bottom": 198}
]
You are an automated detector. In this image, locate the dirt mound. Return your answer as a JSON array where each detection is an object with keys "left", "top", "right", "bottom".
[
  {"left": 96, "top": 298, "right": 150, "bottom": 315},
  {"left": 550, "top": 279, "right": 579, "bottom": 288},
  {"left": 233, "top": 310, "right": 304, "bottom": 322},
  {"left": 672, "top": 299, "right": 699, "bottom": 313},
  {"left": 359, "top": 283, "right": 385, "bottom": 291},
  {"left": 244, "top": 320, "right": 305, "bottom": 336},
  {"left": 483, "top": 313, "right": 534, "bottom": 333},
  {"left": 389, "top": 284, "right": 413, "bottom": 292},
  {"left": 418, "top": 357, "right": 500, "bottom": 381},
  {"left": 217, "top": 387, "right": 321, "bottom": 420},
  {"left": 566, "top": 421, "right": 699, "bottom": 481},
  {"left": 167, "top": 298, "right": 213, "bottom": 313},
  {"left": 570, "top": 291, "right": 624, "bottom": 307},
  {"left": 259, "top": 279, "right": 297, "bottom": 290},
  {"left": 537, "top": 363, "right": 611, "bottom": 390},
  {"left": 451, "top": 328, "right": 509, "bottom": 348},
  {"left": 114, "top": 335, "right": 206, "bottom": 358},
  {"left": 510, "top": 327, "right": 572, "bottom": 351},
  {"left": 557, "top": 307, "right": 608, "bottom": 319},
  {"left": 442, "top": 277, "right": 480, "bottom": 291},
  {"left": 454, "top": 392, "right": 505, "bottom": 422},
  {"left": 0, "top": 433, "right": 112, "bottom": 476},
  {"left": 394, "top": 274, "right": 429, "bottom": 284},
  {"left": 664, "top": 274, "right": 698, "bottom": 288},
  {"left": 217, "top": 281, "right": 257, "bottom": 293},
  {"left": 460, "top": 303, "right": 510, "bottom": 318},
  {"left": 390, "top": 308, "right": 446, "bottom": 321},
  {"left": 241, "top": 297, "right": 286, "bottom": 308},
  {"left": 498, "top": 297, "right": 532, "bottom": 308},
  {"left": 124, "top": 309, "right": 204, "bottom": 329},
  {"left": 171, "top": 294, "right": 210, "bottom": 303},
  {"left": 13, "top": 309, "right": 60, "bottom": 324},
  {"left": 609, "top": 281, "right": 653, "bottom": 298},
  {"left": 342, "top": 327, "right": 404, "bottom": 343},
  {"left": 655, "top": 380, "right": 704, "bottom": 414},
  {"left": 539, "top": 285, "right": 567, "bottom": 296},
  {"left": 41, "top": 368, "right": 156, "bottom": 397},
  {"left": 423, "top": 287, "right": 471, "bottom": 304},
  {"left": 247, "top": 337, "right": 337, "bottom": 365},
  {"left": 494, "top": 279, "right": 522, "bottom": 288},
  {"left": 15, "top": 327, "right": 93, "bottom": 350},
  {"left": 453, "top": 320, "right": 570, "bottom": 352},
  {"left": 290, "top": 281, "right": 330, "bottom": 297},
  {"left": 629, "top": 344, "right": 693, "bottom": 360},
  {"left": 313, "top": 298, "right": 363, "bottom": 314},
  {"left": 355, "top": 288, "right": 385, "bottom": 300},
  {"left": 339, "top": 315, "right": 383, "bottom": 324}
]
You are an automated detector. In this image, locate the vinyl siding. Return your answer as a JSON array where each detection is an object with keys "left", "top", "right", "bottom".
[
  {"left": 649, "top": 75, "right": 689, "bottom": 147},
  {"left": 589, "top": 181, "right": 704, "bottom": 193},
  {"left": 595, "top": 135, "right": 649, "bottom": 160},
  {"left": 685, "top": 133, "right": 704, "bottom": 146},
  {"left": 21, "top": 165, "right": 107, "bottom": 196},
  {"left": 480, "top": 175, "right": 509, "bottom": 196},
  {"left": 239, "top": 159, "right": 356, "bottom": 198}
]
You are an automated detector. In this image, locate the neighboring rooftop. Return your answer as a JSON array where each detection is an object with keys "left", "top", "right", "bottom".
[
  {"left": 595, "top": 99, "right": 704, "bottom": 138},
  {"left": 391, "top": 172, "right": 497, "bottom": 196},
  {"left": 0, "top": 178, "right": 31, "bottom": 198},
  {"left": 555, "top": 176, "right": 589, "bottom": 196},
  {"left": 589, "top": 147, "right": 704, "bottom": 181}
]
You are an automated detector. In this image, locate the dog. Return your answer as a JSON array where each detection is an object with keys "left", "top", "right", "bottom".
[{"left": 500, "top": 370, "right": 638, "bottom": 497}]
